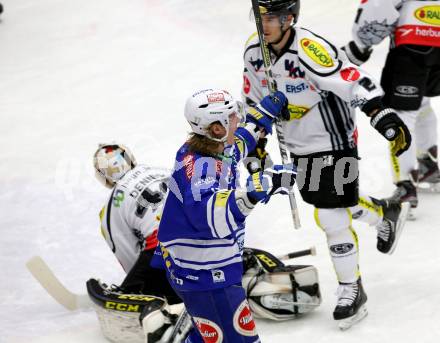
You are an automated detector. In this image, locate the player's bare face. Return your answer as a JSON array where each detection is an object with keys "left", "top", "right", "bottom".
[{"left": 262, "top": 15, "right": 283, "bottom": 43}]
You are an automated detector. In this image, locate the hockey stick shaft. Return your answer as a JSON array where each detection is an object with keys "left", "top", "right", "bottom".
[
  {"left": 26, "top": 256, "right": 92, "bottom": 311},
  {"left": 250, "top": 0, "right": 301, "bottom": 229},
  {"left": 278, "top": 246, "right": 316, "bottom": 261}
]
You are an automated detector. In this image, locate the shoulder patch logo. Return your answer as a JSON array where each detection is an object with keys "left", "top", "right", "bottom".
[
  {"left": 414, "top": 6, "right": 440, "bottom": 26},
  {"left": 300, "top": 38, "right": 334, "bottom": 67}
]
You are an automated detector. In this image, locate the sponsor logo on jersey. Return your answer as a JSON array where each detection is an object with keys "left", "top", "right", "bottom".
[
  {"left": 249, "top": 58, "right": 264, "bottom": 72},
  {"left": 414, "top": 6, "right": 440, "bottom": 26},
  {"left": 285, "top": 59, "right": 306, "bottom": 78},
  {"left": 207, "top": 92, "right": 226, "bottom": 103},
  {"left": 113, "top": 189, "right": 125, "bottom": 207},
  {"left": 211, "top": 269, "right": 226, "bottom": 283},
  {"left": 286, "top": 104, "right": 310, "bottom": 120},
  {"left": 243, "top": 75, "right": 251, "bottom": 94},
  {"left": 233, "top": 301, "right": 257, "bottom": 336},
  {"left": 300, "top": 39, "right": 334, "bottom": 67},
  {"left": 340, "top": 67, "right": 360, "bottom": 82},
  {"left": 183, "top": 154, "right": 195, "bottom": 179},
  {"left": 194, "top": 317, "right": 223, "bottom": 343},
  {"left": 261, "top": 79, "right": 268, "bottom": 87},
  {"left": 330, "top": 243, "right": 354, "bottom": 255},
  {"left": 286, "top": 82, "right": 309, "bottom": 93}
]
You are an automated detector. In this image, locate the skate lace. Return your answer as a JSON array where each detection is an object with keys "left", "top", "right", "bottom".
[
  {"left": 377, "top": 220, "right": 391, "bottom": 241},
  {"left": 336, "top": 283, "right": 358, "bottom": 307}
]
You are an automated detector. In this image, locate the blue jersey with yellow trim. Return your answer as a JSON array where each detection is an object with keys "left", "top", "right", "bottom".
[{"left": 157, "top": 125, "right": 259, "bottom": 291}]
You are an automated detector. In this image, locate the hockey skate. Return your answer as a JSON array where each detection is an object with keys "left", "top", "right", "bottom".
[
  {"left": 333, "top": 278, "right": 368, "bottom": 330},
  {"left": 375, "top": 200, "right": 410, "bottom": 254},
  {"left": 416, "top": 146, "right": 440, "bottom": 193},
  {"left": 387, "top": 180, "right": 418, "bottom": 220}
]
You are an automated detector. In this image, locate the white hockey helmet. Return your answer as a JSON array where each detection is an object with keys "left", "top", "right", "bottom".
[
  {"left": 184, "top": 89, "right": 242, "bottom": 142},
  {"left": 93, "top": 143, "right": 137, "bottom": 188}
]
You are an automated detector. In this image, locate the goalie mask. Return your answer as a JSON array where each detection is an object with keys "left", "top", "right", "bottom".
[
  {"left": 93, "top": 143, "right": 137, "bottom": 188},
  {"left": 184, "top": 89, "right": 243, "bottom": 143}
]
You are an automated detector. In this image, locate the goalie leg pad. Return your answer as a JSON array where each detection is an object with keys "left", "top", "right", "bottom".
[
  {"left": 87, "top": 278, "right": 173, "bottom": 343},
  {"left": 242, "top": 265, "right": 322, "bottom": 321}
]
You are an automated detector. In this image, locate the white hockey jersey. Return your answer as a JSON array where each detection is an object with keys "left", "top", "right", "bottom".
[
  {"left": 242, "top": 27, "right": 384, "bottom": 155},
  {"left": 352, "top": 0, "right": 440, "bottom": 49},
  {"left": 99, "top": 164, "right": 170, "bottom": 272}
]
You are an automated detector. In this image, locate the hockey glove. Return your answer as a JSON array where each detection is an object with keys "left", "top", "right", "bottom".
[
  {"left": 246, "top": 91, "right": 287, "bottom": 134},
  {"left": 245, "top": 137, "right": 274, "bottom": 174},
  {"left": 246, "top": 164, "right": 297, "bottom": 204},
  {"left": 341, "top": 41, "right": 372, "bottom": 66},
  {"left": 370, "top": 108, "right": 412, "bottom": 157}
]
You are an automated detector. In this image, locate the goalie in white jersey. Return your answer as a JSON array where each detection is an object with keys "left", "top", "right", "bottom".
[
  {"left": 344, "top": 0, "right": 440, "bottom": 213},
  {"left": 243, "top": 0, "right": 412, "bottom": 328}
]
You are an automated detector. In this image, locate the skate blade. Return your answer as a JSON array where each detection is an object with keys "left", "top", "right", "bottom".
[
  {"left": 338, "top": 305, "right": 368, "bottom": 331},
  {"left": 388, "top": 202, "right": 411, "bottom": 255}
]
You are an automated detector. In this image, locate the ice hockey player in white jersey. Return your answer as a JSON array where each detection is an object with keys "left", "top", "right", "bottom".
[
  {"left": 243, "top": 0, "right": 412, "bottom": 329},
  {"left": 93, "top": 143, "right": 180, "bottom": 299},
  {"left": 344, "top": 0, "right": 440, "bottom": 215}
]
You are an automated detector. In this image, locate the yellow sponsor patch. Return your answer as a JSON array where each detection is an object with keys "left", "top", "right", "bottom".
[
  {"left": 286, "top": 104, "right": 310, "bottom": 120},
  {"left": 215, "top": 190, "right": 231, "bottom": 207},
  {"left": 414, "top": 5, "right": 440, "bottom": 25},
  {"left": 248, "top": 107, "right": 263, "bottom": 120},
  {"left": 117, "top": 295, "right": 156, "bottom": 301},
  {"left": 105, "top": 302, "right": 140, "bottom": 312},
  {"left": 234, "top": 137, "right": 245, "bottom": 155},
  {"left": 300, "top": 38, "right": 334, "bottom": 67},
  {"left": 252, "top": 173, "right": 263, "bottom": 192}
]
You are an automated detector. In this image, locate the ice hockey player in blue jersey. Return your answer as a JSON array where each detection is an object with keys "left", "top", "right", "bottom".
[{"left": 157, "top": 88, "right": 296, "bottom": 342}]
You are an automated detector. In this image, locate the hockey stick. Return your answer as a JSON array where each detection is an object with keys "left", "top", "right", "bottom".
[
  {"left": 278, "top": 246, "right": 316, "bottom": 261},
  {"left": 26, "top": 256, "right": 92, "bottom": 311},
  {"left": 250, "top": 0, "right": 301, "bottom": 229}
]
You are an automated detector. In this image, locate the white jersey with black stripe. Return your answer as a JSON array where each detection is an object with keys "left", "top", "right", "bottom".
[
  {"left": 99, "top": 164, "right": 170, "bottom": 272},
  {"left": 242, "top": 27, "right": 384, "bottom": 155}
]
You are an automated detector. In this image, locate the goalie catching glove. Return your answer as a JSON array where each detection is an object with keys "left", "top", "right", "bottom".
[
  {"left": 370, "top": 108, "right": 412, "bottom": 157},
  {"left": 246, "top": 91, "right": 287, "bottom": 134},
  {"left": 246, "top": 164, "right": 297, "bottom": 204}
]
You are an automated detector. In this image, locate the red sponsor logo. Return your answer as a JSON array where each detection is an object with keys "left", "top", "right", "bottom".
[
  {"left": 353, "top": 127, "right": 359, "bottom": 145},
  {"left": 243, "top": 75, "right": 251, "bottom": 94},
  {"left": 194, "top": 317, "right": 223, "bottom": 343},
  {"left": 261, "top": 79, "right": 268, "bottom": 88},
  {"left": 183, "top": 154, "right": 195, "bottom": 179},
  {"left": 361, "top": 0, "right": 368, "bottom": 4},
  {"left": 340, "top": 67, "right": 360, "bottom": 82},
  {"left": 233, "top": 301, "right": 257, "bottom": 337},
  {"left": 207, "top": 92, "right": 225, "bottom": 103}
]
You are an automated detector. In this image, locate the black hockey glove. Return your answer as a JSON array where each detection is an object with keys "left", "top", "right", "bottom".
[
  {"left": 245, "top": 137, "right": 273, "bottom": 174},
  {"left": 246, "top": 164, "right": 297, "bottom": 204},
  {"left": 370, "top": 108, "right": 412, "bottom": 157},
  {"left": 342, "top": 41, "right": 372, "bottom": 66}
]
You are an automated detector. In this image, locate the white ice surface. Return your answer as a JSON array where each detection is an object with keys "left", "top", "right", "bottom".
[{"left": 1, "top": 0, "right": 439, "bottom": 342}]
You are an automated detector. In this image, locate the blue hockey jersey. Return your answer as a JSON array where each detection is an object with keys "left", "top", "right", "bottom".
[{"left": 157, "top": 124, "right": 260, "bottom": 291}]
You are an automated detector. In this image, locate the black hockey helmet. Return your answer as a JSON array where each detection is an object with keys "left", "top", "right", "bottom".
[{"left": 258, "top": 0, "right": 300, "bottom": 24}]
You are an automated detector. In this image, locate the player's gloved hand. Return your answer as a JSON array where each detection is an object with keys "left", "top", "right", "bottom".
[
  {"left": 370, "top": 108, "right": 412, "bottom": 157},
  {"left": 246, "top": 91, "right": 287, "bottom": 134},
  {"left": 245, "top": 137, "right": 274, "bottom": 174},
  {"left": 341, "top": 41, "right": 372, "bottom": 66},
  {"left": 246, "top": 164, "right": 297, "bottom": 204}
]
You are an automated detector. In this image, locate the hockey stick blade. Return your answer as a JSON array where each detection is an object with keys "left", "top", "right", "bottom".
[
  {"left": 26, "top": 256, "right": 92, "bottom": 311},
  {"left": 278, "top": 246, "right": 316, "bottom": 260}
]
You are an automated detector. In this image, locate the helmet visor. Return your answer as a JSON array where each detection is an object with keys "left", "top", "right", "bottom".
[{"left": 249, "top": 8, "right": 292, "bottom": 28}]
